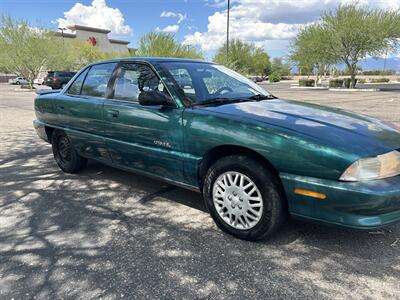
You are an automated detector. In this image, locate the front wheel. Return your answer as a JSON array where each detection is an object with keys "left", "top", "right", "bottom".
[
  {"left": 51, "top": 130, "right": 87, "bottom": 173},
  {"left": 203, "top": 155, "right": 286, "bottom": 241}
]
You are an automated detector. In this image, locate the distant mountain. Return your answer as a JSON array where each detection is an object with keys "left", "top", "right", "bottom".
[
  {"left": 290, "top": 57, "right": 400, "bottom": 74},
  {"left": 358, "top": 57, "right": 400, "bottom": 72}
]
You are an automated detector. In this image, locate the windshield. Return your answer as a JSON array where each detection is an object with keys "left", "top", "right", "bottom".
[{"left": 159, "top": 62, "right": 271, "bottom": 104}]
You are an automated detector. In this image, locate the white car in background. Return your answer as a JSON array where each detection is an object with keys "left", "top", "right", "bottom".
[
  {"left": 9, "top": 77, "right": 28, "bottom": 85},
  {"left": 34, "top": 78, "right": 45, "bottom": 85}
]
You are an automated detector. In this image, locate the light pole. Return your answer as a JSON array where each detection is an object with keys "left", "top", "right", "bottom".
[
  {"left": 226, "top": 0, "right": 230, "bottom": 57},
  {"left": 58, "top": 27, "right": 67, "bottom": 45}
]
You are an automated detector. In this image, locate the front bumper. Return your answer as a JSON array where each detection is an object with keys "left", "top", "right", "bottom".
[{"left": 280, "top": 173, "right": 400, "bottom": 229}]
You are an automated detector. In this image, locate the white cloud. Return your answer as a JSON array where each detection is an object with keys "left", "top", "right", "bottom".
[
  {"left": 185, "top": 0, "right": 400, "bottom": 52},
  {"left": 57, "top": 0, "right": 132, "bottom": 37},
  {"left": 160, "top": 11, "right": 187, "bottom": 24},
  {"left": 156, "top": 24, "right": 180, "bottom": 33}
]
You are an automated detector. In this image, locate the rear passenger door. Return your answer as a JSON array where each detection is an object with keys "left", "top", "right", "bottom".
[
  {"left": 103, "top": 62, "right": 185, "bottom": 182},
  {"left": 56, "top": 63, "right": 117, "bottom": 161}
]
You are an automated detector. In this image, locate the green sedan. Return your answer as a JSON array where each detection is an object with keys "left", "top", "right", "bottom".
[{"left": 33, "top": 58, "right": 400, "bottom": 241}]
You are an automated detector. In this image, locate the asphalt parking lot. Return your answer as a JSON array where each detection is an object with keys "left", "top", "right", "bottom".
[{"left": 1, "top": 82, "right": 399, "bottom": 299}]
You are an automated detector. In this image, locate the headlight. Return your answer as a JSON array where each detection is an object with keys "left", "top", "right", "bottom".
[{"left": 340, "top": 150, "right": 400, "bottom": 181}]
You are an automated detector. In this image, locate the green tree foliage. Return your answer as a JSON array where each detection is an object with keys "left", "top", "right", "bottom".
[
  {"left": 136, "top": 32, "right": 203, "bottom": 59},
  {"left": 271, "top": 57, "right": 291, "bottom": 76},
  {"left": 290, "top": 4, "right": 400, "bottom": 88},
  {"left": 0, "top": 16, "right": 65, "bottom": 88},
  {"left": 213, "top": 39, "right": 271, "bottom": 76},
  {"left": 290, "top": 23, "right": 334, "bottom": 84},
  {"left": 268, "top": 71, "right": 282, "bottom": 83},
  {"left": 0, "top": 15, "right": 132, "bottom": 87}
]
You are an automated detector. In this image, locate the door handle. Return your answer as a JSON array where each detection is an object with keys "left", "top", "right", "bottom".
[{"left": 107, "top": 109, "right": 119, "bottom": 118}]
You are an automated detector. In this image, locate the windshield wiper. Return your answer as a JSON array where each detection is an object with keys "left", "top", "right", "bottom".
[
  {"left": 247, "top": 94, "right": 277, "bottom": 101},
  {"left": 192, "top": 97, "right": 253, "bottom": 107}
]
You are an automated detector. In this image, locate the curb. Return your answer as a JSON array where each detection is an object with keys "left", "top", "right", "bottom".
[
  {"left": 14, "top": 88, "right": 37, "bottom": 92},
  {"left": 328, "top": 88, "right": 380, "bottom": 92},
  {"left": 290, "top": 86, "right": 328, "bottom": 90}
]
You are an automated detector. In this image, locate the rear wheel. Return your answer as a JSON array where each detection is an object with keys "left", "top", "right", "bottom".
[
  {"left": 203, "top": 155, "right": 286, "bottom": 241},
  {"left": 51, "top": 130, "right": 87, "bottom": 173}
]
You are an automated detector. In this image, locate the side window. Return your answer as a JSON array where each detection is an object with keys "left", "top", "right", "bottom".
[
  {"left": 81, "top": 63, "right": 117, "bottom": 98},
  {"left": 169, "top": 68, "right": 194, "bottom": 94},
  {"left": 112, "top": 63, "right": 164, "bottom": 102},
  {"left": 67, "top": 68, "right": 89, "bottom": 95}
]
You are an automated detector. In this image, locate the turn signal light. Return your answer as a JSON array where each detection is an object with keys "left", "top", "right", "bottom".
[{"left": 294, "top": 188, "right": 327, "bottom": 199}]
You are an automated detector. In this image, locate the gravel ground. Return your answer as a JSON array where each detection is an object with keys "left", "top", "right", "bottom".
[{"left": 0, "top": 83, "right": 399, "bottom": 299}]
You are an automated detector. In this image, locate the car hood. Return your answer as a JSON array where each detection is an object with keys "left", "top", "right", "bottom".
[{"left": 201, "top": 99, "right": 400, "bottom": 156}]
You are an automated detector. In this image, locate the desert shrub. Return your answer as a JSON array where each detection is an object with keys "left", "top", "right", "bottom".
[
  {"left": 329, "top": 79, "right": 344, "bottom": 88},
  {"left": 20, "top": 84, "right": 35, "bottom": 89},
  {"left": 362, "top": 70, "right": 396, "bottom": 75},
  {"left": 344, "top": 78, "right": 358, "bottom": 88},
  {"left": 269, "top": 71, "right": 281, "bottom": 82},
  {"left": 299, "top": 79, "right": 315, "bottom": 87},
  {"left": 370, "top": 78, "right": 390, "bottom": 83}
]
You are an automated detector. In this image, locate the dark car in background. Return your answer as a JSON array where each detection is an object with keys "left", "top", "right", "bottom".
[{"left": 44, "top": 71, "right": 76, "bottom": 89}]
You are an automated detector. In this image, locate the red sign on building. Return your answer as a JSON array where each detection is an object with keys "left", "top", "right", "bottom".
[{"left": 88, "top": 36, "right": 97, "bottom": 46}]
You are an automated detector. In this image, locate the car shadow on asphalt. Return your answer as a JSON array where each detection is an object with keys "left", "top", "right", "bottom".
[{"left": 82, "top": 161, "right": 400, "bottom": 251}]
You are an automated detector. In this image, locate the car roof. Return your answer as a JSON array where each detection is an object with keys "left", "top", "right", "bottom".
[{"left": 90, "top": 57, "right": 214, "bottom": 66}]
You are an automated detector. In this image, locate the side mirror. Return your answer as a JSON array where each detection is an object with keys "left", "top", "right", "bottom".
[{"left": 138, "top": 90, "right": 174, "bottom": 107}]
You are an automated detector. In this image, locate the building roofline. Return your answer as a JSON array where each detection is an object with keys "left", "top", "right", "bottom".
[
  {"left": 54, "top": 32, "right": 76, "bottom": 38},
  {"left": 109, "top": 38, "right": 130, "bottom": 45},
  {"left": 66, "top": 24, "right": 111, "bottom": 34}
]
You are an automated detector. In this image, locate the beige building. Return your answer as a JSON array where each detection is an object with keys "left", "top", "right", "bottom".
[{"left": 54, "top": 24, "right": 130, "bottom": 55}]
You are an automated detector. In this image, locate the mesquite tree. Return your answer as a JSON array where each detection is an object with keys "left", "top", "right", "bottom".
[
  {"left": 0, "top": 16, "right": 64, "bottom": 88},
  {"left": 291, "top": 4, "right": 400, "bottom": 88}
]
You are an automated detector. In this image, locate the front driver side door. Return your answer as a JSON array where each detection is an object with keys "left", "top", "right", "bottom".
[{"left": 103, "top": 62, "right": 185, "bottom": 182}]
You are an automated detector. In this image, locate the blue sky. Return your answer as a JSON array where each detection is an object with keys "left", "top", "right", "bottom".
[
  {"left": 1, "top": 0, "right": 221, "bottom": 56},
  {"left": 1, "top": 0, "right": 400, "bottom": 66}
]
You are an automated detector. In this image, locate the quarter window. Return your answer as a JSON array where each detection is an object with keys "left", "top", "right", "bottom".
[
  {"left": 67, "top": 68, "right": 89, "bottom": 95},
  {"left": 112, "top": 63, "right": 164, "bottom": 102},
  {"left": 81, "top": 63, "right": 117, "bottom": 98}
]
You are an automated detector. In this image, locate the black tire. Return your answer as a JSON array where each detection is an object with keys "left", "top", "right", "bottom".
[
  {"left": 203, "top": 155, "right": 286, "bottom": 241},
  {"left": 51, "top": 130, "right": 87, "bottom": 173},
  {"left": 61, "top": 83, "right": 66, "bottom": 89},
  {"left": 16, "top": 81, "right": 20, "bottom": 85}
]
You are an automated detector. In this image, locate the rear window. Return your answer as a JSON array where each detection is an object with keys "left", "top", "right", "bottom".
[
  {"left": 54, "top": 71, "right": 76, "bottom": 78},
  {"left": 81, "top": 63, "right": 117, "bottom": 98}
]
